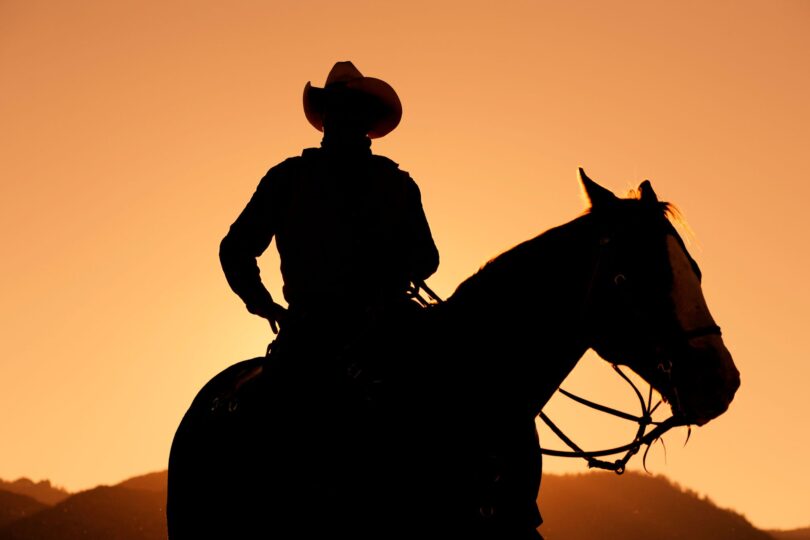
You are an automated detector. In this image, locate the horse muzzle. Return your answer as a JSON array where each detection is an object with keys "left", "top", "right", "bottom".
[{"left": 674, "top": 334, "right": 740, "bottom": 426}]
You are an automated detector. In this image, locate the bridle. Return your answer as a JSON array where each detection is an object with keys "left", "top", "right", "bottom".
[
  {"left": 410, "top": 224, "right": 724, "bottom": 475},
  {"left": 533, "top": 230, "right": 722, "bottom": 473}
]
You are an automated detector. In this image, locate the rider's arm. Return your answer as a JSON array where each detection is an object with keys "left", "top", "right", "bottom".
[
  {"left": 403, "top": 177, "right": 440, "bottom": 282},
  {"left": 219, "top": 163, "right": 290, "bottom": 320}
]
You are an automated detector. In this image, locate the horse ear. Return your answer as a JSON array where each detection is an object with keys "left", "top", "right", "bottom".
[
  {"left": 579, "top": 168, "right": 617, "bottom": 209},
  {"left": 639, "top": 180, "right": 658, "bottom": 204}
]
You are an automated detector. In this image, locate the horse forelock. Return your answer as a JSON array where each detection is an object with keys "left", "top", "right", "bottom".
[{"left": 587, "top": 193, "right": 702, "bottom": 281}]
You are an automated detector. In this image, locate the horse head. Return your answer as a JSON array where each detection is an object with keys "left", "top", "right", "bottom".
[{"left": 579, "top": 168, "right": 740, "bottom": 427}]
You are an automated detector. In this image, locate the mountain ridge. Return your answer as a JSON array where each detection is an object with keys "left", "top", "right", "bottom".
[
  {"left": 0, "top": 485, "right": 166, "bottom": 540},
  {"left": 768, "top": 528, "right": 810, "bottom": 540},
  {"left": 0, "top": 491, "right": 47, "bottom": 529},
  {"left": 0, "top": 478, "right": 68, "bottom": 506},
  {"left": 537, "top": 472, "right": 774, "bottom": 539},
  {"left": 1, "top": 470, "right": 806, "bottom": 539}
]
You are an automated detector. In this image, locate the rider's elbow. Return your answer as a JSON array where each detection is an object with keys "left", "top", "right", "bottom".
[{"left": 415, "top": 247, "right": 440, "bottom": 281}]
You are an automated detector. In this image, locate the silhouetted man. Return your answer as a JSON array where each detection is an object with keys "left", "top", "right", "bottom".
[
  {"left": 219, "top": 61, "right": 439, "bottom": 340},
  {"left": 217, "top": 61, "right": 439, "bottom": 537}
]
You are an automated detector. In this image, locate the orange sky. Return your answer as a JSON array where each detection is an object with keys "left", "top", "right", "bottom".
[{"left": 1, "top": 0, "right": 808, "bottom": 530}]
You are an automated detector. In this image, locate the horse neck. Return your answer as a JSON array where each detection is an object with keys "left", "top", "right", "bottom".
[{"left": 445, "top": 214, "right": 600, "bottom": 412}]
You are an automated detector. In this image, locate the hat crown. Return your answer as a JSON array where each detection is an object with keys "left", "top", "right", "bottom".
[
  {"left": 324, "top": 61, "right": 364, "bottom": 87},
  {"left": 303, "top": 61, "right": 402, "bottom": 139}
]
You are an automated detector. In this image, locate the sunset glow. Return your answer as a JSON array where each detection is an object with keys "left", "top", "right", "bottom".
[{"left": 1, "top": 0, "right": 809, "bottom": 530}]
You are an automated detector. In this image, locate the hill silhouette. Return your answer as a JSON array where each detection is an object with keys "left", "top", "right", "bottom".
[
  {"left": 537, "top": 472, "right": 773, "bottom": 540},
  {"left": 769, "top": 529, "right": 810, "bottom": 540},
  {"left": 0, "top": 491, "right": 46, "bottom": 529},
  {"left": 0, "top": 469, "right": 805, "bottom": 538},
  {"left": 0, "top": 478, "right": 68, "bottom": 506},
  {"left": 116, "top": 471, "right": 167, "bottom": 493},
  {"left": 0, "top": 485, "right": 166, "bottom": 540}
]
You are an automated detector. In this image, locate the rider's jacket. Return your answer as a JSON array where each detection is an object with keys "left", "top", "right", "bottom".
[{"left": 219, "top": 140, "right": 439, "bottom": 321}]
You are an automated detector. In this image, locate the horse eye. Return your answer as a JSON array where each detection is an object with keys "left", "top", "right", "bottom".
[{"left": 614, "top": 274, "right": 627, "bottom": 286}]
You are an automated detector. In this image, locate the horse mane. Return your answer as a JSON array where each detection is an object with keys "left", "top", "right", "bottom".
[{"left": 447, "top": 216, "right": 588, "bottom": 309}]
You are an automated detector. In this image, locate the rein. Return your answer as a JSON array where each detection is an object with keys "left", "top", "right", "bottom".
[{"left": 537, "top": 365, "right": 683, "bottom": 474}]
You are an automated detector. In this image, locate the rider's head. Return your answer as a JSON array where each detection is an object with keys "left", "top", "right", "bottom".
[{"left": 303, "top": 61, "right": 402, "bottom": 140}]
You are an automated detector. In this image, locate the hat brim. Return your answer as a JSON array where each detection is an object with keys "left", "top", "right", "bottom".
[{"left": 303, "top": 77, "right": 402, "bottom": 139}]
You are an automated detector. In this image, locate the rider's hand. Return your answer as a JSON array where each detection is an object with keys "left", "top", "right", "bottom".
[{"left": 264, "top": 302, "right": 288, "bottom": 335}]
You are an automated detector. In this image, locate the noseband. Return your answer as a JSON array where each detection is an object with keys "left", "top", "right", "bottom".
[{"left": 681, "top": 324, "right": 722, "bottom": 340}]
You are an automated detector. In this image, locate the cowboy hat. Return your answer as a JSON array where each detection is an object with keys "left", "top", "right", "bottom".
[{"left": 303, "top": 61, "right": 402, "bottom": 139}]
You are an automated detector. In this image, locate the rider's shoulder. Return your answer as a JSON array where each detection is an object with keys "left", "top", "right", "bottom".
[
  {"left": 370, "top": 154, "right": 402, "bottom": 170},
  {"left": 257, "top": 154, "right": 310, "bottom": 189},
  {"left": 370, "top": 154, "right": 415, "bottom": 182},
  {"left": 300, "top": 147, "right": 322, "bottom": 160},
  {"left": 267, "top": 154, "right": 309, "bottom": 174}
]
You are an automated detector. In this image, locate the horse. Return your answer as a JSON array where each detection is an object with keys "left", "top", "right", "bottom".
[{"left": 166, "top": 170, "right": 740, "bottom": 539}]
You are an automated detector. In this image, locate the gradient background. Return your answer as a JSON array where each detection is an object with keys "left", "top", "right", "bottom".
[{"left": 1, "top": 0, "right": 808, "bottom": 530}]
